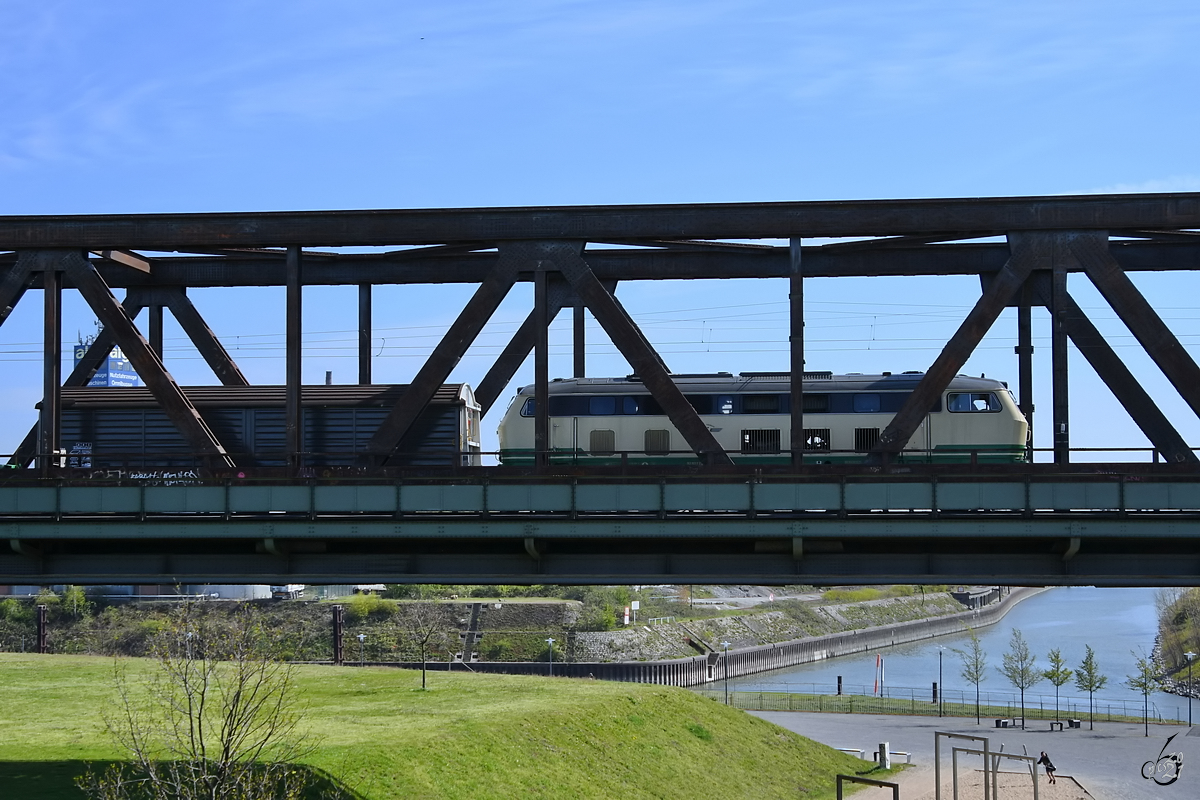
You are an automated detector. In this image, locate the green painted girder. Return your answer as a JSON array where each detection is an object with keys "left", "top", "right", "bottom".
[
  {"left": 3, "top": 478, "right": 1200, "bottom": 518},
  {"left": 3, "top": 516, "right": 1200, "bottom": 540}
]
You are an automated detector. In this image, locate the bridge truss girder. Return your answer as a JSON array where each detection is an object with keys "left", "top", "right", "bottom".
[{"left": 1, "top": 194, "right": 1200, "bottom": 582}]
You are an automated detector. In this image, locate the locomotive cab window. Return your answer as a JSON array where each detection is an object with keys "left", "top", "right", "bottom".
[
  {"left": 948, "top": 392, "right": 1001, "bottom": 412},
  {"left": 853, "top": 393, "right": 881, "bottom": 413},
  {"left": 743, "top": 394, "right": 780, "bottom": 414},
  {"left": 589, "top": 396, "right": 617, "bottom": 415}
]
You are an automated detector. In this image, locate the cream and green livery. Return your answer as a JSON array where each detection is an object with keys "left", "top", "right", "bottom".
[{"left": 497, "top": 371, "right": 1028, "bottom": 465}]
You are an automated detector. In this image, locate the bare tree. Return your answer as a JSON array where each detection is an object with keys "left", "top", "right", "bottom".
[
  {"left": 1043, "top": 648, "right": 1073, "bottom": 722},
  {"left": 77, "top": 603, "right": 336, "bottom": 800},
  {"left": 1074, "top": 644, "right": 1108, "bottom": 730},
  {"left": 952, "top": 628, "right": 987, "bottom": 724},
  {"left": 998, "top": 628, "right": 1041, "bottom": 729},
  {"left": 395, "top": 602, "right": 458, "bottom": 690}
]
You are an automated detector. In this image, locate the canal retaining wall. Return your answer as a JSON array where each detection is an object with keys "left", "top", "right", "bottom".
[{"left": 376, "top": 586, "right": 1046, "bottom": 687}]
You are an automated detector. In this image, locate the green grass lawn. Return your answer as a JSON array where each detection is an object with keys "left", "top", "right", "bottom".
[{"left": 0, "top": 654, "right": 895, "bottom": 799}]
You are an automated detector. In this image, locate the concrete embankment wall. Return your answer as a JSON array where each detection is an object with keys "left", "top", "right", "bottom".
[{"left": 379, "top": 587, "right": 1045, "bottom": 687}]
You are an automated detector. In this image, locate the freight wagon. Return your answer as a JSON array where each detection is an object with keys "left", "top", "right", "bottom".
[{"left": 53, "top": 383, "right": 482, "bottom": 469}]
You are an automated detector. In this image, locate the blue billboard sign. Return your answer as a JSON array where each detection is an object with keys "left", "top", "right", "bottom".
[{"left": 73, "top": 345, "right": 140, "bottom": 387}]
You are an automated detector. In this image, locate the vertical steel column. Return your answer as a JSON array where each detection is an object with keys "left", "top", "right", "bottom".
[
  {"left": 1051, "top": 251, "right": 1070, "bottom": 464},
  {"left": 573, "top": 302, "right": 586, "bottom": 378},
  {"left": 286, "top": 246, "right": 303, "bottom": 470},
  {"left": 1016, "top": 281, "right": 1034, "bottom": 461},
  {"left": 332, "top": 604, "right": 344, "bottom": 665},
  {"left": 40, "top": 265, "right": 62, "bottom": 476},
  {"left": 534, "top": 268, "right": 550, "bottom": 470},
  {"left": 789, "top": 238, "right": 804, "bottom": 469},
  {"left": 148, "top": 305, "right": 164, "bottom": 358},
  {"left": 37, "top": 604, "right": 48, "bottom": 653},
  {"left": 358, "top": 283, "right": 372, "bottom": 385}
]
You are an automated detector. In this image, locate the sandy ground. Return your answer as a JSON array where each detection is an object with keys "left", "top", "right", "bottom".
[
  {"left": 753, "top": 711, "right": 1199, "bottom": 799},
  {"left": 866, "top": 765, "right": 1093, "bottom": 800}
]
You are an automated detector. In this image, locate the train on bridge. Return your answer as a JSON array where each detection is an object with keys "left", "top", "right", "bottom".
[
  {"left": 40, "top": 372, "right": 1027, "bottom": 470},
  {"left": 497, "top": 372, "right": 1028, "bottom": 465}
]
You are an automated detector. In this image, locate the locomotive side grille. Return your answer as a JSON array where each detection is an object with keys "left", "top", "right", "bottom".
[
  {"left": 589, "top": 429, "right": 615, "bottom": 456},
  {"left": 803, "top": 428, "right": 831, "bottom": 451},
  {"left": 740, "top": 429, "right": 781, "bottom": 454},
  {"left": 644, "top": 429, "right": 671, "bottom": 455},
  {"left": 854, "top": 427, "right": 880, "bottom": 453}
]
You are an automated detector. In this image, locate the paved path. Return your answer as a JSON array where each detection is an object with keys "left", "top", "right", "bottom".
[{"left": 751, "top": 711, "right": 1198, "bottom": 799}]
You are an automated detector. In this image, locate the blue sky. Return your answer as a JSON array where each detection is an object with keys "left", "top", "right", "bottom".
[{"left": 2, "top": 0, "right": 1199, "bottom": 457}]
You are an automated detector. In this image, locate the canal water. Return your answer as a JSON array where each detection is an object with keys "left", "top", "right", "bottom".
[{"left": 721, "top": 587, "right": 1191, "bottom": 721}]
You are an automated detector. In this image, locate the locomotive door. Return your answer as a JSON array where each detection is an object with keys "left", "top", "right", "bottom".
[{"left": 905, "top": 413, "right": 934, "bottom": 463}]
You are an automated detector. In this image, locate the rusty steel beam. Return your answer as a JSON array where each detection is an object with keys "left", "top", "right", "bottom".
[
  {"left": 789, "top": 237, "right": 804, "bottom": 468},
  {"left": 550, "top": 243, "right": 733, "bottom": 466},
  {"left": 40, "top": 265, "right": 61, "bottom": 476},
  {"left": 61, "top": 252, "right": 234, "bottom": 468},
  {"left": 534, "top": 269, "right": 549, "bottom": 470},
  {"left": 574, "top": 302, "right": 586, "bottom": 378},
  {"left": 473, "top": 277, "right": 584, "bottom": 418},
  {"left": 91, "top": 249, "right": 151, "bottom": 273},
  {"left": 4, "top": 239, "right": 1200, "bottom": 289},
  {"left": 148, "top": 304, "right": 164, "bottom": 358},
  {"left": 1016, "top": 280, "right": 1034, "bottom": 461},
  {"left": 7, "top": 291, "right": 147, "bottom": 469},
  {"left": 1, "top": 193, "right": 1199, "bottom": 249},
  {"left": 162, "top": 289, "right": 250, "bottom": 386},
  {"left": 0, "top": 251, "right": 35, "bottom": 329},
  {"left": 286, "top": 246, "right": 303, "bottom": 468},
  {"left": 1051, "top": 238, "right": 1071, "bottom": 464},
  {"left": 1028, "top": 276, "right": 1196, "bottom": 463},
  {"left": 365, "top": 254, "right": 521, "bottom": 461},
  {"left": 358, "top": 284, "right": 372, "bottom": 385},
  {"left": 1073, "top": 234, "right": 1200, "bottom": 421},
  {"left": 873, "top": 232, "right": 1043, "bottom": 455}
]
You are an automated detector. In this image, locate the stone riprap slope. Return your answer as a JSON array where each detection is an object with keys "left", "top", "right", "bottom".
[{"left": 574, "top": 593, "right": 966, "bottom": 662}]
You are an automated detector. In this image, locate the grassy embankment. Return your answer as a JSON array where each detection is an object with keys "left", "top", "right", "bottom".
[{"left": 0, "top": 653, "right": 897, "bottom": 800}]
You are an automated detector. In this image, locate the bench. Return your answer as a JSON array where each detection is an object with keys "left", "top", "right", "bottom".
[
  {"left": 1069, "top": 719, "right": 1082, "bottom": 728},
  {"left": 994, "top": 718, "right": 1011, "bottom": 728},
  {"left": 836, "top": 747, "right": 865, "bottom": 759},
  {"left": 873, "top": 750, "right": 913, "bottom": 764},
  {"left": 1049, "top": 721, "right": 1064, "bottom": 731}
]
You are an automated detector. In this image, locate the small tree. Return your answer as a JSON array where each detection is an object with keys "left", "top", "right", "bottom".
[
  {"left": 1126, "top": 649, "right": 1162, "bottom": 737},
  {"left": 1074, "top": 645, "right": 1108, "bottom": 730},
  {"left": 396, "top": 602, "right": 457, "bottom": 690},
  {"left": 998, "top": 628, "right": 1041, "bottom": 728},
  {"left": 1043, "top": 648, "right": 1073, "bottom": 722},
  {"left": 62, "top": 585, "right": 93, "bottom": 620},
  {"left": 77, "top": 603, "right": 331, "bottom": 800},
  {"left": 952, "top": 628, "right": 987, "bottom": 724}
]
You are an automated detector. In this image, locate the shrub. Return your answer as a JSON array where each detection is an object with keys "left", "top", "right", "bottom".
[{"left": 344, "top": 592, "right": 394, "bottom": 621}]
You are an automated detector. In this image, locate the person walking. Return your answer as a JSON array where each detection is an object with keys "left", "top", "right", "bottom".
[{"left": 1037, "top": 751, "right": 1057, "bottom": 784}]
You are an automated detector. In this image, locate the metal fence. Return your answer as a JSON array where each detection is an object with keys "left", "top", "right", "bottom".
[{"left": 693, "top": 685, "right": 1185, "bottom": 724}]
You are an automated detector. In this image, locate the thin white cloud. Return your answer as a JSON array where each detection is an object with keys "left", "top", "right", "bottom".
[{"left": 1087, "top": 176, "right": 1200, "bottom": 194}]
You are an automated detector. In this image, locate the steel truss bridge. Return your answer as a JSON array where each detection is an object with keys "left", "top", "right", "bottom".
[{"left": 2, "top": 192, "right": 1200, "bottom": 585}]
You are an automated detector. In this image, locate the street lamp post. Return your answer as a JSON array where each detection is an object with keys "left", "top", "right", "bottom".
[
  {"left": 546, "top": 637, "right": 555, "bottom": 677},
  {"left": 357, "top": 633, "right": 365, "bottom": 666},
  {"left": 1186, "top": 651, "right": 1197, "bottom": 726},
  {"left": 722, "top": 641, "right": 731, "bottom": 705},
  {"left": 937, "top": 646, "right": 945, "bottom": 717}
]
